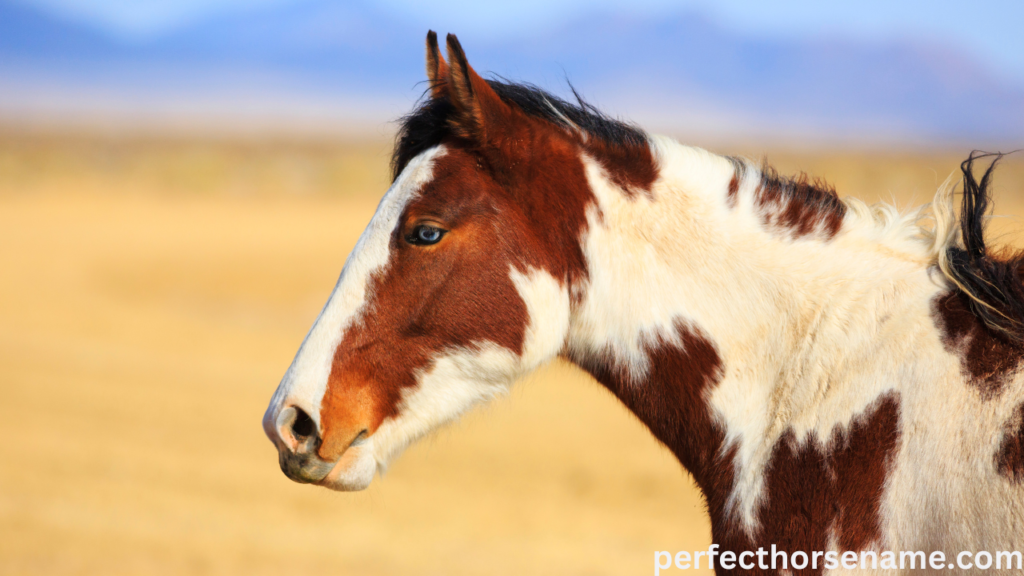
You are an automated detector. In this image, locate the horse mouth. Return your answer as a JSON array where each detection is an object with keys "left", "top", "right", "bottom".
[
  {"left": 309, "top": 443, "right": 378, "bottom": 491},
  {"left": 273, "top": 440, "right": 376, "bottom": 492},
  {"left": 278, "top": 451, "right": 336, "bottom": 484}
]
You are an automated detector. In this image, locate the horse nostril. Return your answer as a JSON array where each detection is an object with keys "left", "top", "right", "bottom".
[
  {"left": 275, "top": 405, "right": 320, "bottom": 455},
  {"left": 291, "top": 407, "right": 315, "bottom": 439}
]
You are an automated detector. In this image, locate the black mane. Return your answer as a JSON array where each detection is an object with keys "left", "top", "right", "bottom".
[
  {"left": 391, "top": 79, "right": 647, "bottom": 180},
  {"left": 945, "top": 152, "right": 1024, "bottom": 343}
]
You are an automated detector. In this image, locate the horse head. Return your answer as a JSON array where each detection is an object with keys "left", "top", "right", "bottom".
[{"left": 263, "top": 32, "right": 615, "bottom": 490}]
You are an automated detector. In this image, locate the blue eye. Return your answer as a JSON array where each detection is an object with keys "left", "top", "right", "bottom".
[{"left": 408, "top": 225, "right": 445, "bottom": 245}]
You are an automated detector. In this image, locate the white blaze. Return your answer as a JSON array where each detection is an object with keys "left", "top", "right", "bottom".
[{"left": 263, "top": 145, "right": 446, "bottom": 442}]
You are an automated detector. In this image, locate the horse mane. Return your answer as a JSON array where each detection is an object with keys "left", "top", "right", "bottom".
[
  {"left": 937, "top": 152, "right": 1024, "bottom": 344},
  {"left": 391, "top": 79, "right": 647, "bottom": 180}
]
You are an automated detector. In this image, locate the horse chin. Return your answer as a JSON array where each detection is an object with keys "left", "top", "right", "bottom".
[{"left": 316, "top": 442, "right": 377, "bottom": 492}]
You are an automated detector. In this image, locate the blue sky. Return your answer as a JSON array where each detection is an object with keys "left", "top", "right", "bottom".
[{"left": 17, "top": 0, "right": 1024, "bottom": 84}]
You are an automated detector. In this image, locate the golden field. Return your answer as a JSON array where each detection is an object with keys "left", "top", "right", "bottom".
[{"left": 1, "top": 129, "right": 1022, "bottom": 576}]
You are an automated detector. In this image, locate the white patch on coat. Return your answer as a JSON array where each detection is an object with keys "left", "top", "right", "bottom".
[
  {"left": 564, "top": 134, "right": 1024, "bottom": 559},
  {"left": 567, "top": 139, "right": 740, "bottom": 380}
]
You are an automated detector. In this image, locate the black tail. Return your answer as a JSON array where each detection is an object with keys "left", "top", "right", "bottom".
[{"left": 944, "top": 151, "right": 1024, "bottom": 343}]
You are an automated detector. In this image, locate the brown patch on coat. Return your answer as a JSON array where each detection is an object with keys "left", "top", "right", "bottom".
[
  {"left": 570, "top": 321, "right": 726, "bottom": 479},
  {"left": 568, "top": 321, "right": 739, "bottom": 565},
  {"left": 448, "top": 33, "right": 655, "bottom": 197},
  {"left": 933, "top": 290, "right": 1023, "bottom": 399},
  {"left": 570, "top": 324, "right": 899, "bottom": 575},
  {"left": 744, "top": 394, "right": 900, "bottom": 574},
  {"left": 756, "top": 168, "right": 845, "bottom": 239},
  {"left": 582, "top": 138, "right": 657, "bottom": 196},
  {"left": 997, "top": 403, "right": 1024, "bottom": 482}
]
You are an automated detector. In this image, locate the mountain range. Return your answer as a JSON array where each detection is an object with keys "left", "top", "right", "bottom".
[{"left": 1, "top": 0, "right": 1021, "bottom": 145}]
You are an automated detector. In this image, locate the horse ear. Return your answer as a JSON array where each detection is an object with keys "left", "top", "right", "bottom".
[
  {"left": 425, "top": 30, "right": 449, "bottom": 99},
  {"left": 444, "top": 33, "right": 511, "bottom": 142}
]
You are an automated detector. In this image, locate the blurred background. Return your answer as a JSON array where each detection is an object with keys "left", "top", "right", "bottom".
[
  {"left": 1, "top": 1, "right": 1022, "bottom": 575},
  {"left": 3, "top": 0, "right": 1024, "bottom": 143}
]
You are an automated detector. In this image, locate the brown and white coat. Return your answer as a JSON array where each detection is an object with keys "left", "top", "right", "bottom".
[{"left": 264, "top": 32, "right": 1024, "bottom": 575}]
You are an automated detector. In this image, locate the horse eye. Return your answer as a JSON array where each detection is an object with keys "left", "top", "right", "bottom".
[{"left": 408, "top": 225, "right": 445, "bottom": 246}]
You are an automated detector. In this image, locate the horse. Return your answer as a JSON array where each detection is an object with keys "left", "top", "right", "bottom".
[{"left": 263, "top": 31, "right": 1024, "bottom": 575}]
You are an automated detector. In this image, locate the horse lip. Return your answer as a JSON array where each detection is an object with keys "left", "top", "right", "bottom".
[
  {"left": 278, "top": 451, "right": 336, "bottom": 484},
  {"left": 349, "top": 429, "right": 369, "bottom": 448}
]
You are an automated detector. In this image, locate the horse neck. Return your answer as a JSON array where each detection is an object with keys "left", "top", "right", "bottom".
[{"left": 562, "top": 136, "right": 934, "bottom": 493}]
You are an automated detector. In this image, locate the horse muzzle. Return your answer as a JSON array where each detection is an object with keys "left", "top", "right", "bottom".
[
  {"left": 272, "top": 405, "right": 335, "bottom": 483},
  {"left": 268, "top": 405, "right": 376, "bottom": 491}
]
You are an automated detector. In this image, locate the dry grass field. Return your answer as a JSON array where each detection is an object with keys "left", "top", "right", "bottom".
[{"left": 1, "top": 129, "right": 1022, "bottom": 576}]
